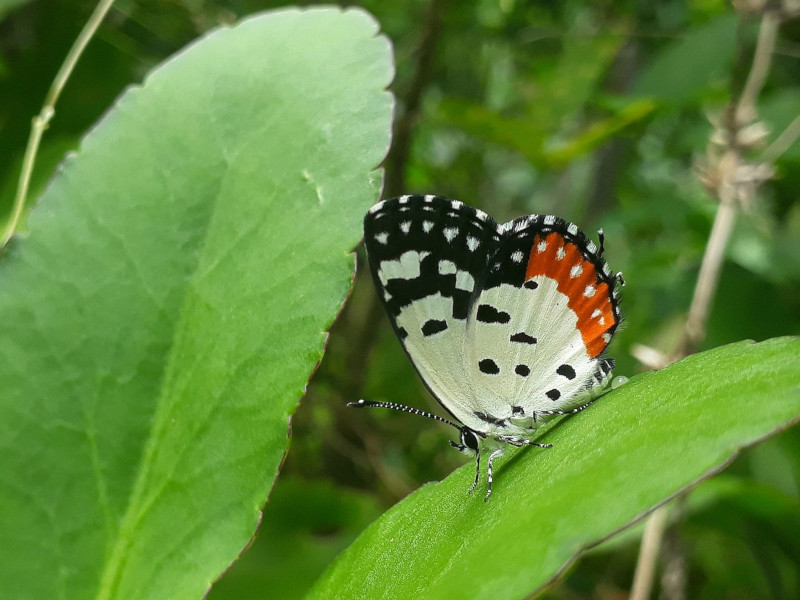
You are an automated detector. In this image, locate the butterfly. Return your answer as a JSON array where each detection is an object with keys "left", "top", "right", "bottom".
[{"left": 350, "top": 195, "right": 624, "bottom": 500}]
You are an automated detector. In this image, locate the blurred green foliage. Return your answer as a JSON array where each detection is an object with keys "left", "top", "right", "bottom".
[{"left": 2, "top": 0, "right": 799, "bottom": 598}]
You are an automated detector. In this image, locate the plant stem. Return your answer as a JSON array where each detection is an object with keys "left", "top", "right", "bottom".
[
  {"left": 383, "top": 0, "right": 448, "bottom": 197},
  {"left": 736, "top": 11, "right": 780, "bottom": 124},
  {"left": 630, "top": 506, "right": 669, "bottom": 600},
  {"left": 630, "top": 9, "right": 781, "bottom": 599},
  {"left": 678, "top": 190, "right": 738, "bottom": 355},
  {"left": 762, "top": 114, "right": 800, "bottom": 163},
  {"left": 677, "top": 10, "right": 779, "bottom": 357},
  {"left": 0, "top": 0, "right": 116, "bottom": 250}
]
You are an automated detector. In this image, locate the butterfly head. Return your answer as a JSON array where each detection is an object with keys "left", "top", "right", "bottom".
[{"left": 449, "top": 427, "right": 481, "bottom": 456}]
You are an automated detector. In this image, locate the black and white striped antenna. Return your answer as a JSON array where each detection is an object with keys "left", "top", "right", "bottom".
[{"left": 348, "top": 399, "right": 461, "bottom": 430}]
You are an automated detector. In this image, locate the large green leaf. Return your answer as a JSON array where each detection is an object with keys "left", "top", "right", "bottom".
[
  {"left": 0, "top": 7, "right": 392, "bottom": 600},
  {"left": 308, "top": 337, "right": 800, "bottom": 600}
]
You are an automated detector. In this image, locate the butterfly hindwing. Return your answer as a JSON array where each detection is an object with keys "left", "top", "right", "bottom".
[
  {"left": 363, "top": 195, "right": 501, "bottom": 423},
  {"left": 465, "top": 215, "right": 621, "bottom": 427}
]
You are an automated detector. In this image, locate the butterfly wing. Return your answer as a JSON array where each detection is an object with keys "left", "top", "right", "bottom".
[
  {"left": 464, "top": 215, "right": 621, "bottom": 430},
  {"left": 363, "top": 195, "right": 501, "bottom": 424}
]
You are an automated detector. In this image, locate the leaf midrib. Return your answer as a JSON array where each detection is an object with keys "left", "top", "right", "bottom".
[{"left": 94, "top": 157, "right": 230, "bottom": 600}]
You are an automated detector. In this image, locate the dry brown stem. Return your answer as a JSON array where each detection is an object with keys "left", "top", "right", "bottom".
[{"left": 630, "top": 8, "right": 786, "bottom": 600}]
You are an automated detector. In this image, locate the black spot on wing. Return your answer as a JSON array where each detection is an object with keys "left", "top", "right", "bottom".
[
  {"left": 510, "top": 332, "right": 536, "bottom": 344},
  {"left": 421, "top": 319, "right": 448, "bottom": 336},
  {"left": 556, "top": 364, "right": 576, "bottom": 380},
  {"left": 478, "top": 358, "right": 500, "bottom": 374},
  {"left": 512, "top": 405, "right": 524, "bottom": 416},
  {"left": 546, "top": 389, "right": 561, "bottom": 401},
  {"left": 515, "top": 364, "right": 530, "bottom": 377},
  {"left": 524, "top": 280, "right": 538, "bottom": 290},
  {"left": 397, "top": 327, "right": 408, "bottom": 340},
  {"left": 476, "top": 304, "right": 510, "bottom": 324}
]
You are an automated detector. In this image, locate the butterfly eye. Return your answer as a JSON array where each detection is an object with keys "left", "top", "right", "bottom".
[{"left": 461, "top": 429, "right": 479, "bottom": 452}]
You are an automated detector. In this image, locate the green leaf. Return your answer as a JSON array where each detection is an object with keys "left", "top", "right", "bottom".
[
  {"left": 633, "top": 13, "right": 739, "bottom": 105},
  {"left": 307, "top": 337, "right": 800, "bottom": 600},
  {"left": 0, "top": 7, "right": 392, "bottom": 600}
]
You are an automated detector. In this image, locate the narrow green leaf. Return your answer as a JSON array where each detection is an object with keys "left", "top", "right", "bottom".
[
  {"left": 437, "top": 97, "right": 653, "bottom": 169},
  {"left": 0, "top": 7, "right": 392, "bottom": 600},
  {"left": 545, "top": 99, "right": 656, "bottom": 166},
  {"left": 308, "top": 337, "right": 800, "bottom": 600}
]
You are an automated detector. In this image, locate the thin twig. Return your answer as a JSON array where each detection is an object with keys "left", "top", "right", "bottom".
[
  {"left": 630, "top": 507, "right": 669, "bottom": 600},
  {"left": 736, "top": 11, "right": 781, "bottom": 124},
  {"left": 762, "top": 114, "right": 800, "bottom": 163},
  {"left": 677, "top": 10, "right": 780, "bottom": 357},
  {"left": 659, "top": 500, "right": 688, "bottom": 600},
  {"left": 344, "top": 0, "right": 448, "bottom": 400},
  {"left": 630, "top": 9, "right": 782, "bottom": 599},
  {"left": 678, "top": 192, "right": 738, "bottom": 355},
  {"left": 383, "top": 0, "right": 448, "bottom": 196},
  {"left": 0, "top": 0, "right": 116, "bottom": 250}
]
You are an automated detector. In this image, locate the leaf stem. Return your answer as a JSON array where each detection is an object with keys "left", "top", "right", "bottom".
[{"left": 0, "top": 0, "right": 116, "bottom": 251}]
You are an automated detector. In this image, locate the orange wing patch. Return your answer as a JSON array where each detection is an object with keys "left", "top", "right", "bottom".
[{"left": 525, "top": 232, "right": 617, "bottom": 358}]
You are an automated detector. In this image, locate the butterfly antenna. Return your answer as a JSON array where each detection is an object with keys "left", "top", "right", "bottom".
[{"left": 348, "top": 399, "right": 462, "bottom": 430}]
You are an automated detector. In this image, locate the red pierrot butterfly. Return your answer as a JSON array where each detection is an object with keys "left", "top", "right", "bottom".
[{"left": 350, "top": 195, "right": 624, "bottom": 500}]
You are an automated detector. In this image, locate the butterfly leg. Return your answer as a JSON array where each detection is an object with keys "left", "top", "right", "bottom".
[
  {"left": 535, "top": 399, "right": 596, "bottom": 418},
  {"left": 468, "top": 450, "right": 481, "bottom": 494},
  {"left": 497, "top": 435, "right": 553, "bottom": 449},
  {"left": 484, "top": 449, "right": 505, "bottom": 502}
]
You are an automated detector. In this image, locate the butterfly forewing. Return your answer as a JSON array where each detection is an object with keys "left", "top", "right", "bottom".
[{"left": 363, "top": 195, "right": 502, "bottom": 422}]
